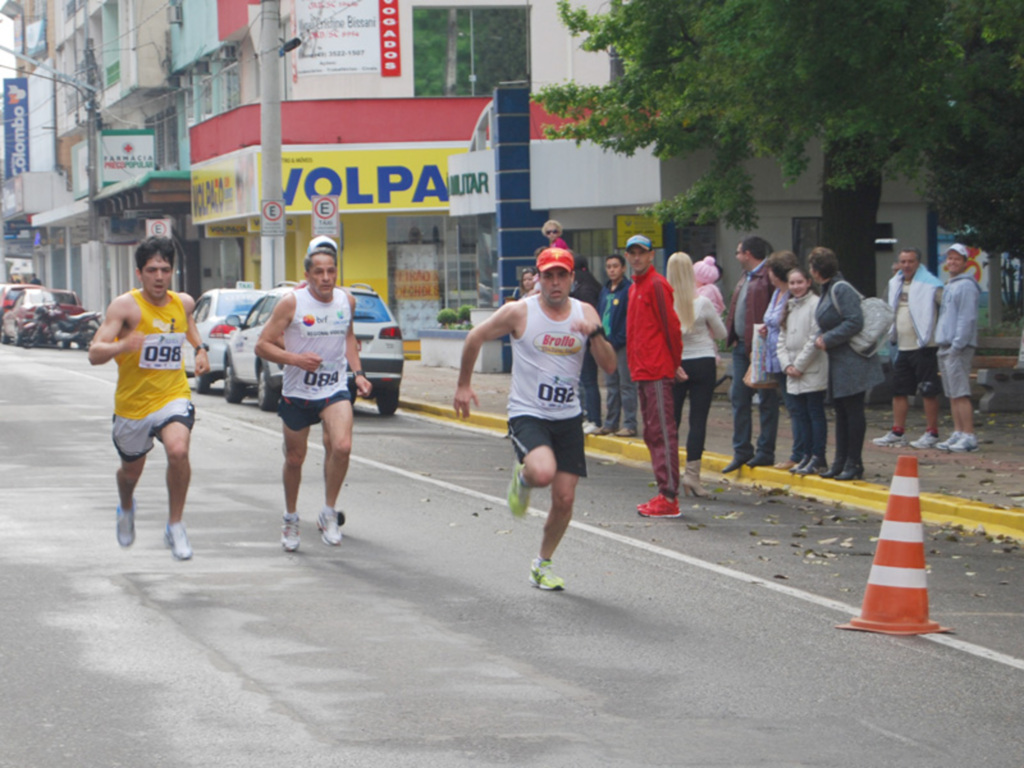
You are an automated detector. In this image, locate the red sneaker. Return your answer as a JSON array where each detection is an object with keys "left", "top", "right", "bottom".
[{"left": 637, "top": 494, "right": 682, "bottom": 518}]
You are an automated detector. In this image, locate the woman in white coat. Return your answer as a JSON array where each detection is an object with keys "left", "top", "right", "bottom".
[{"left": 776, "top": 267, "right": 828, "bottom": 475}]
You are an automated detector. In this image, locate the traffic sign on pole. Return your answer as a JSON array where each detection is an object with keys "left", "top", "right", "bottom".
[
  {"left": 146, "top": 218, "right": 173, "bottom": 239},
  {"left": 261, "top": 199, "right": 286, "bottom": 237},
  {"left": 311, "top": 196, "right": 339, "bottom": 237}
]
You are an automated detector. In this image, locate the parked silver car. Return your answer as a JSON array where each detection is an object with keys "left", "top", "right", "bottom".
[
  {"left": 222, "top": 283, "right": 404, "bottom": 415},
  {"left": 184, "top": 287, "right": 267, "bottom": 393}
]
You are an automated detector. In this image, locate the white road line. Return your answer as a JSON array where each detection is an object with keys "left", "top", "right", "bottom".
[{"left": 184, "top": 406, "right": 1024, "bottom": 674}]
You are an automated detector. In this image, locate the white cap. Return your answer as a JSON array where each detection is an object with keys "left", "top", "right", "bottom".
[
  {"left": 307, "top": 236, "right": 338, "bottom": 257},
  {"left": 947, "top": 243, "right": 969, "bottom": 257}
]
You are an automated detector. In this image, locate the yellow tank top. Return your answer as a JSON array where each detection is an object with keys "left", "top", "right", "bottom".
[{"left": 114, "top": 289, "right": 192, "bottom": 419}]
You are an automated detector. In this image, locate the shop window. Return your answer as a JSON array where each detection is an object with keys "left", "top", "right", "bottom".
[
  {"left": 562, "top": 229, "right": 614, "bottom": 282},
  {"left": 413, "top": 7, "right": 529, "bottom": 97},
  {"left": 386, "top": 214, "right": 496, "bottom": 340}
]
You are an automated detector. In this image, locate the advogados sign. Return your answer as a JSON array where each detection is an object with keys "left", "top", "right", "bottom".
[{"left": 4, "top": 78, "right": 29, "bottom": 180}]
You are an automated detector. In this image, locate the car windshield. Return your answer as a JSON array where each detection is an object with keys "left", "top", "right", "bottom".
[
  {"left": 52, "top": 291, "right": 77, "bottom": 305},
  {"left": 352, "top": 293, "right": 392, "bottom": 322},
  {"left": 216, "top": 292, "right": 263, "bottom": 317}
]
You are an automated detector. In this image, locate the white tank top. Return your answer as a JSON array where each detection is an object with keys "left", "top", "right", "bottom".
[
  {"left": 508, "top": 296, "right": 586, "bottom": 419},
  {"left": 282, "top": 286, "right": 352, "bottom": 400}
]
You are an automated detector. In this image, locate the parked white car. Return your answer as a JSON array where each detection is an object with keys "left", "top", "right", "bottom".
[
  {"left": 184, "top": 287, "right": 267, "bottom": 393},
  {"left": 222, "top": 283, "right": 404, "bottom": 415}
]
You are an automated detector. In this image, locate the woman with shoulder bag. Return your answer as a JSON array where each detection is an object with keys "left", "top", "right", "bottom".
[
  {"left": 776, "top": 266, "right": 828, "bottom": 475},
  {"left": 809, "top": 248, "right": 884, "bottom": 481},
  {"left": 667, "top": 252, "right": 727, "bottom": 498}
]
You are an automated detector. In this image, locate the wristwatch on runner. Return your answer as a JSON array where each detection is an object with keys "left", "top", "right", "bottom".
[{"left": 194, "top": 343, "right": 210, "bottom": 353}]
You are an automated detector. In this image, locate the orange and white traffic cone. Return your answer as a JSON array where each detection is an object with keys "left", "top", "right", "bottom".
[{"left": 837, "top": 455, "right": 951, "bottom": 635}]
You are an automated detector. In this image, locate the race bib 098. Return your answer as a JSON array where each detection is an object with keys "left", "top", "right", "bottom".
[{"left": 139, "top": 333, "right": 185, "bottom": 370}]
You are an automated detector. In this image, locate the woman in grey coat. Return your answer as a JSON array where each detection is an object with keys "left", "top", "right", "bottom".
[{"left": 809, "top": 247, "right": 884, "bottom": 481}]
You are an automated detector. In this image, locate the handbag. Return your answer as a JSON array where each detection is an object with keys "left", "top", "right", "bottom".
[
  {"left": 743, "top": 323, "right": 778, "bottom": 389},
  {"left": 829, "top": 281, "right": 894, "bottom": 358}
]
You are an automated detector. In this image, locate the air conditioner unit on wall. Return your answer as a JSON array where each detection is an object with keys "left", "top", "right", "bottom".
[
  {"left": 168, "top": 73, "right": 190, "bottom": 90},
  {"left": 219, "top": 44, "right": 238, "bottom": 62},
  {"left": 193, "top": 60, "right": 210, "bottom": 76},
  {"left": 167, "top": 5, "right": 182, "bottom": 24}
]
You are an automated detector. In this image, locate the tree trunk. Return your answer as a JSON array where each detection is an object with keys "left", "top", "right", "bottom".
[
  {"left": 445, "top": 9, "right": 458, "bottom": 96},
  {"left": 820, "top": 149, "right": 882, "bottom": 297}
]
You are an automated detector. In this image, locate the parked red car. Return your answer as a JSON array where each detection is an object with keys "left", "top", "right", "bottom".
[{"left": 1, "top": 287, "right": 86, "bottom": 345}]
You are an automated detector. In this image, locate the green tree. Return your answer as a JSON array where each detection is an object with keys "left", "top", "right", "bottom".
[{"left": 537, "top": 0, "right": 952, "bottom": 293}]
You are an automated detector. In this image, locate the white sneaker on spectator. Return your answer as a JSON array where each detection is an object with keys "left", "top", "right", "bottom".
[
  {"left": 873, "top": 430, "right": 908, "bottom": 447},
  {"left": 949, "top": 433, "right": 979, "bottom": 453},
  {"left": 582, "top": 421, "right": 600, "bottom": 435},
  {"left": 936, "top": 432, "right": 964, "bottom": 451},
  {"left": 909, "top": 431, "right": 940, "bottom": 449}
]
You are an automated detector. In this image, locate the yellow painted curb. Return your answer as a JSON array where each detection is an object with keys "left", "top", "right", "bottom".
[{"left": 399, "top": 397, "right": 1024, "bottom": 540}]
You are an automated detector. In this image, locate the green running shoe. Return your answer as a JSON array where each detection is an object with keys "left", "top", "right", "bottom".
[
  {"left": 507, "top": 462, "right": 530, "bottom": 518},
  {"left": 530, "top": 559, "right": 565, "bottom": 591}
]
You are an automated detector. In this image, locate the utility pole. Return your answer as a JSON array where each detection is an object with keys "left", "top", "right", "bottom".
[
  {"left": 84, "top": 40, "right": 100, "bottom": 244},
  {"left": 260, "top": 0, "right": 285, "bottom": 289}
]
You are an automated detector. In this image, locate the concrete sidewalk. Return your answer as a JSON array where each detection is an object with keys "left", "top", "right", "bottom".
[{"left": 396, "top": 359, "right": 1024, "bottom": 540}]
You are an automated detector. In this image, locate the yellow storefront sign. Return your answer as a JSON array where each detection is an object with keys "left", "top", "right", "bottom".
[
  {"left": 616, "top": 214, "right": 664, "bottom": 249},
  {"left": 277, "top": 148, "right": 464, "bottom": 212},
  {"left": 205, "top": 222, "right": 248, "bottom": 238},
  {"left": 191, "top": 157, "right": 241, "bottom": 224}
]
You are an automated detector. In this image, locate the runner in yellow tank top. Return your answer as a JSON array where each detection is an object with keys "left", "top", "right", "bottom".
[{"left": 89, "top": 238, "right": 209, "bottom": 560}]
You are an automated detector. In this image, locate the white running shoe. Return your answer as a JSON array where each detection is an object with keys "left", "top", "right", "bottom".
[
  {"left": 936, "top": 431, "right": 964, "bottom": 451},
  {"left": 873, "top": 430, "right": 908, "bottom": 447},
  {"left": 281, "top": 514, "right": 300, "bottom": 552},
  {"left": 909, "top": 431, "right": 940, "bottom": 449},
  {"left": 317, "top": 509, "right": 343, "bottom": 546},
  {"left": 116, "top": 499, "right": 135, "bottom": 547},
  {"left": 948, "top": 433, "right": 979, "bottom": 453},
  {"left": 582, "top": 421, "right": 600, "bottom": 435},
  {"left": 164, "top": 522, "right": 193, "bottom": 561}
]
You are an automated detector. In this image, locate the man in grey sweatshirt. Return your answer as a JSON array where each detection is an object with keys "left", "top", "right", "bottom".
[{"left": 935, "top": 243, "right": 982, "bottom": 452}]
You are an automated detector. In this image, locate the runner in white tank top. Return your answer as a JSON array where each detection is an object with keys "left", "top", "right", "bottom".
[
  {"left": 281, "top": 285, "right": 352, "bottom": 400},
  {"left": 508, "top": 295, "right": 587, "bottom": 420},
  {"left": 453, "top": 247, "right": 618, "bottom": 591},
  {"left": 254, "top": 237, "right": 372, "bottom": 553}
]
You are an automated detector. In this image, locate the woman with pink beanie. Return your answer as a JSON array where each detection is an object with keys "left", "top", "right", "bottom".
[{"left": 693, "top": 256, "right": 725, "bottom": 315}]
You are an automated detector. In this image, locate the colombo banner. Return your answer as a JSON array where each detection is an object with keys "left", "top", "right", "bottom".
[{"left": 4, "top": 78, "right": 29, "bottom": 180}]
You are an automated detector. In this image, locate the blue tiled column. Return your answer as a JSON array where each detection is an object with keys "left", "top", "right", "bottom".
[{"left": 493, "top": 85, "right": 549, "bottom": 370}]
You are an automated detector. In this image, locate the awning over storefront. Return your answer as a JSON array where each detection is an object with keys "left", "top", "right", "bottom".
[
  {"left": 94, "top": 170, "right": 192, "bottom": 215},
  {"left": 31, "top": 199, "right": 89, "bottom": 227}
]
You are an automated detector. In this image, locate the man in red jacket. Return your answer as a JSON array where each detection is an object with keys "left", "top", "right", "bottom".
[{"left": 625, "top": 235, "right": 685, "bottom": 518}]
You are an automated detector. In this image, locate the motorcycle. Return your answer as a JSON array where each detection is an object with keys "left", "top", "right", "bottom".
[
  {"left": 52, "top": 309, "right": 101, "bottom": 349},
  {"left": 18, "top": 304, "right": 100, "bottom": 349},
  {"left": 18, "top": 303, "right": 62, "bottom": 348}
]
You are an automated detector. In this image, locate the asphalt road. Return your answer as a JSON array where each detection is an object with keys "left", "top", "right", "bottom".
[{"left": 1, "top": 344, "right": 1023, "bottom": 767}]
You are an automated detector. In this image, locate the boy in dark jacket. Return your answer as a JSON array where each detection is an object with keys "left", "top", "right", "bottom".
[{"left": 597, "top": 253, "right": 637, "bottom": 436}]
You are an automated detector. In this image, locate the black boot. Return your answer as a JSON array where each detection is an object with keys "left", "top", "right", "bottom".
[
  {"left": 789, "top": 455, "right": 812, "bottom": 474},
  {"left": 835, "top": 459, "right": 865, "bottom": 481},
  {"left": 794, "top": 456, "right": 827, "bottom": 476},
  {"left": 819, "top": 457, "right": 847, "bottom": 479}
]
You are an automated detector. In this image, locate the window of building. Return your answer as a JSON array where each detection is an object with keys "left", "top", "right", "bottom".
[
  {"left": 413, "top": 7, "right": 529, "bottom": 97},
  {"left": 386, "top": 214, "right": 497, "bottom": 339},
  {"left": 101, "top": 0, "right": 120, "bottom": 87},
  {"left": 792, "top": 217, "right": 822, "bottom": 262},
  {"left": 146, "top": 106, "right": 179, "bottom": 170}
]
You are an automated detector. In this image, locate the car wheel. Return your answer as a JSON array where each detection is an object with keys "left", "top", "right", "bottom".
[
  {"left": 195, "top": 371, "right": 214, "bottom": 395},
  {"left": 16, "top": 326, "right": 27, "bottom": 348},
  {"left": 257, "top": 364, "right": 280, "bottom": 412},
  {"left": 223, "top": 355, "right": 247, "bottom": 404},
  {"left": 376, "top": 387, "right": 400, "bottom": 416}
]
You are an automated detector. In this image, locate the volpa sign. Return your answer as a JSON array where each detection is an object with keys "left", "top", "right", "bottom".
[{"left": 4, "top": 78, "right": 29, "bottom": 180}]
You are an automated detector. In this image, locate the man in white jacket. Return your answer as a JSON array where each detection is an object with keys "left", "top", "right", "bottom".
[
  {"left": 873, "top": 247, "right": 945, "bottom": 449},
  {"left": 935, "top": 244, "right": 982, "bottom": 452}
]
